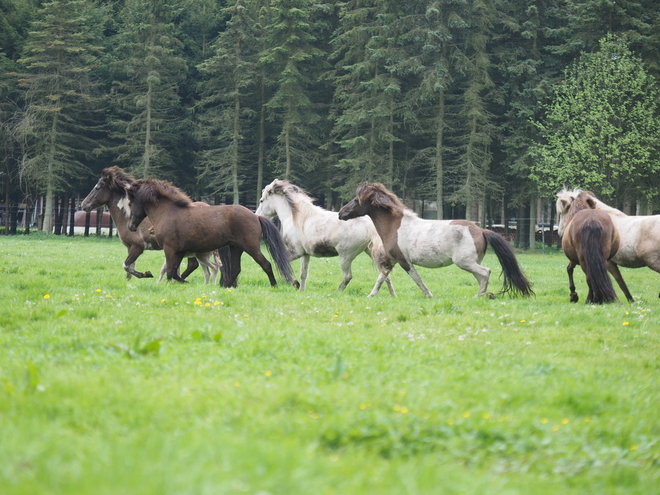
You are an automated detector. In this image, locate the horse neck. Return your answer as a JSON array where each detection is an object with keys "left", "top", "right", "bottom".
[
  {"left": 104, "top": 192, "right": 132, "bottom": 232},
  {"left": 270, "top": 195, "right": 299, "bottom": 230},
  {"left": 594, "top": 199, "right": 628, "bottom": 217},
  {"left": 366, "top": 208, "right": 403, "bottom": 245}
]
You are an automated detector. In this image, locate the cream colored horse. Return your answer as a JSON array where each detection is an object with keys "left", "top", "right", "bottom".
[{"left": 256, "top": 179, "right": 395, "bottom": 295}]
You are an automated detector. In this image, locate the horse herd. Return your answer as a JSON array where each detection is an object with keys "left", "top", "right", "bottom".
[{"left": 81, "top": 167, "right": 659, "bottom": 304}]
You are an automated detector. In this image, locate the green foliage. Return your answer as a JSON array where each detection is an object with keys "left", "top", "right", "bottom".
[
  {"left": 107, "top": 0, "right": 189, "bottom": 179},
  {"left": 2, "top": 236, "right": 660, "bottom": 493},
  {"left": 531, "top": 35, "right": 660, "bottom": 201}
]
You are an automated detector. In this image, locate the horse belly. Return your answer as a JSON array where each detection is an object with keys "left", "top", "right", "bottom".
[{"left": 400, "top": 234, "right": 454, "bottom": 268}]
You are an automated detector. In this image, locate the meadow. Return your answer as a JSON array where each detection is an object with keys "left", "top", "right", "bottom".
[{"left": 1, "top": 234, "right": 659, "bottom": 494}]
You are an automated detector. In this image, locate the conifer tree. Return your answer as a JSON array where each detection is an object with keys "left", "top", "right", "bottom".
[
  {"left": 108, "top": 0, "right": 188, "bottom": 180},
  {"left": 16, "top": 0, "right": 106, "bottom": 233},
  {"left": 261, "top": 0, "right": 327, "bottom": 181},
  {"left": 196, "top": 0, "right": 261, "bottom": 204}
]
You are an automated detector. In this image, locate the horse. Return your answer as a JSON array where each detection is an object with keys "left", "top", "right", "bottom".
[
  {"left": 125, "top": 178, "right": 299, "bottom": 288},
  {"left": 338, "top": 183, "right": 534, "bottom": 298},
  {"left": 81, "top": 167, "right": 220, "bottom": 283},
  {"left": 555, "top": 190, "right": 633, "bottom": 304},
  {"left": 558, "top": 188, "right": 660, "bottom": 298},
  {"left": 255, "top": 179, "right": 395, "bottom": 294}
]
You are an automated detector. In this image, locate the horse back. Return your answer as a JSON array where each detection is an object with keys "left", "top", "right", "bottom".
[{"left": 156, "top": 203, "right": 261, "bottom": 252}]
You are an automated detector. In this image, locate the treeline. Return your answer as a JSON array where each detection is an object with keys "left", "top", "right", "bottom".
[{"left": 1, "top": 0, "right": 660, "bottom": 241}]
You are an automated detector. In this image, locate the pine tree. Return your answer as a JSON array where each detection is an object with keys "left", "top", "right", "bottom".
[
  {"left": 261, "top": 0, "right": 327, "bottom": 181},
  {"left": 108, "top": 0, "right": 188, "bottom": 180},
  {"left": 196, "top": 0, "right": 261, "bottom": 204},
  {"left": 16, "top": 0, "right": 106, "bottom": 233}
]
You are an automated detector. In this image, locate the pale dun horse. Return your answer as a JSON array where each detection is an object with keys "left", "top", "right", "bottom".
[
  {"left": 558, "top": 188, "right": 660, "bottom": 298},
  {"left": 338, "top": 183, "right": 534, "bottom": 298},
  {"left": 556, "top": 189, "right": 633, "bottom": 304},
  {"left": 256, "top": 179, "right": 395, "bottom": 295}
]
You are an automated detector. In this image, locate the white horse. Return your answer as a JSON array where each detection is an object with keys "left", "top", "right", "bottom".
[
  {"left": 255, "top": 179, "right": 395, "bottom": 295},
  {"left": 338, "top": 183, "right": 534, "bottom": 298},
  {"left": 557, "top": 188, "right": 660, "bottom": 297}
]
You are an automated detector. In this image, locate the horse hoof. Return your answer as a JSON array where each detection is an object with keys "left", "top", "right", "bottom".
[
  {"left": 486, "top": 292, "right": 496, "bottom": 299},
  {"left": 293, "top": 280, "right": 301, "bottom": 289},
  {"left": 144, "top": 271, "right": 154, "bottom": 278},
  {"left": 570, "top": 294, "right": 578, "bottom": 303}
]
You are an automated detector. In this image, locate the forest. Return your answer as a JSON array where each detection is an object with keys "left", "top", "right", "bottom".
[{"left": 1, "top": 0, "right": 660, "bottom": 245}]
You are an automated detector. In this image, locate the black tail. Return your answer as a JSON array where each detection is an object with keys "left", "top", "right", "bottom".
[
  {"left": 218, "top": 246, "right": 233, "bottom": 286},
  {"left": 258, "top": 216, "right": 298, "bottom": 287},
  {"left": 580, "top": 222, "right": 617, "bottom": 304},
  {"left": 483, "top": 230, "right": 534, "bottom": 297}
]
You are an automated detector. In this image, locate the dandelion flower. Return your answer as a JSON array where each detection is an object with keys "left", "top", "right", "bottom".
[
  {"left": 561, "top": 418, "right": 569, "bottom": 425},
  {"left": 43, "top": 294, "right": 50, "bottom": 299},
  {"left": 96, "top": 288, "right": 102, "bottom": 293},
  {"left": 264, "top": 371, "right": 272, "bottom": 377},
  {"left": 623, "top": 322, "right": 630, "bottom": 326},
  {"left": 462, "top": 411, "right": 470, "bottom": 418},
  {"left": 541, "top": 418, "right": 548, "bottom": 424},
  {"left": 630, "top": 444, "right": 638, "bottom": 451}
]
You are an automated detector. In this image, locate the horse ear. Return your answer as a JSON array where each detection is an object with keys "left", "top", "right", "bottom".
[
  {"left": 585, "top": 197, "right": 597, "bottom": 209},
  {"left": 559, "top": 198, "right": 570, "bottom": 211}
]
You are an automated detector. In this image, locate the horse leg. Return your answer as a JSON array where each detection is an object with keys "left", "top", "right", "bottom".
[
  {"left": 123, "top": 245, "right": 152, "bottom": 279},
  {"left": 607, "top": 262, "right": 634, "bottom": 303},
  {"left": 299, "top": 254, "right": 310, "bottom": 291},
  {"left": 456, "top": 261, "right": 492, "bottom": 298},
  {"left": 195, "top": 252, "right": 217, "bottom": 284},
  {"left": 403, "top": 264, "right": 433, "bottom": 298},
  {"left": 165, "top": 250, "right": 187, "bottom": 283},
  {"left": 248, "top": 249, "right": 278, "bottom": 287},
  {"left": 158, "top": 260, "right": 167, "bottom": 282},
  {"left": 567, "top": 261, "right": 579, "bottom": 303},
  {"left": 220, "top": 245, "right": 243, "bottom": 287},
  {"left": 337, "top": 254, "right": 354, "bottom": 291},
  {"left": 180, "top": 257, "right": 199, "bottom": 280},
  {"left": 367, "top": 267, "right": 394, "bottom": 297}
]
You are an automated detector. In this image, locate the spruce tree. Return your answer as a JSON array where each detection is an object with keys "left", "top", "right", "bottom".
[{"left": 16, "top": 0, "right": 106, "bottom": 233}]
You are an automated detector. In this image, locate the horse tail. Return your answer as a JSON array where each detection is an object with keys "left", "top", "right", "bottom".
[
  {"left": 218, "top": 246, "right": 233, "bottom": 285},
  {"left": 482, "top": 230, "right": 534, "bottom": 297},
  {"left": 580, "top": 222, "right": 618, "bottom": 304},
  {"left": 258, "top": 216, "right": 298, "bottom": 286}
]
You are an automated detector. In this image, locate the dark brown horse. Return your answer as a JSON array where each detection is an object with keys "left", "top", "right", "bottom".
[
  {"left": 338, "top": 183, "right": 533, "bottom": 298},
  {"left": 556, "top": 190, "right": 633, "bottom": 304},
  {"left": 81, "top": 167, "right": 218, "bottom": 281},
  {"left": 125, "top": 178, "right": 298, "bottom": 288}
]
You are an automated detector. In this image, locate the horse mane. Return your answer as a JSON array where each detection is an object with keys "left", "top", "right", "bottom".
[
  {"left": 356, "top": 183, "right": 409, "bottom": 214},
  {"left": 265, "top": 179, "right": 322, "bottom": 230},
  {"left": 133, "top": 178, "right": 193, "bottom": 207},
  {"left": 557, "top": 188, "right": 627, "bottom": 218},
  {"left": 102, "top": 166, "right": 136, "bottom": 192}
]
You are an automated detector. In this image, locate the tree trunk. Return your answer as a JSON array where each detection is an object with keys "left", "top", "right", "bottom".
[
  {"left": 256, "top": 74, "right": 266, "bottom": 201},
  {"left": 43, "top": 113, "right": 59, "bottom": 234},
  {"left": 143, "top": 77, "right": 153, "bottom": 177},
  {"left": 435, "top": 90, "right": 445, "bottom": 220},
  {"left": 528, "top": 195, "right": 536, "bottom": 251},
  {"left": 232, "top": 85, "right": 240, "bottom": 205},
  {"left": 284, "top": 119, "right": 291, "bottom": 180}
]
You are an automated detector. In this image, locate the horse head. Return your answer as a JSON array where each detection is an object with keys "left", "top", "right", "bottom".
[
  {"left": 339, "top": 183, "right": 405, "bottom": 221},
  {"left": 556, "top": 188, "right": 581, "bottom": 236},
  {"left": 81, "top": 167, "right": 136, "bottom": 212},
  {"left": 125, "top": 182, "right": 150, "bottom": 232},
  {"left": 257, "top": 179, "right": 308, "bottom": 219}
]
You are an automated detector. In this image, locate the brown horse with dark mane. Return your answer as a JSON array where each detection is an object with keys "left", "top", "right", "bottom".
[
  {"left": 556, "top": 190, "right": 633, "bottom": 304},
  {"left": 125, "top": 178, "right": 298, "bottom": 288},
  {"left": 338, "top": 183, "right": 533, "bottom": 298},
  {"left": 81, "top": 167, "right": 218, "bottom": 282}
]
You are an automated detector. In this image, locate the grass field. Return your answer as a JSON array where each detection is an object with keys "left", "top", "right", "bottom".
[{"left": 1, "top": 234, "right": 659, "bottom": 494}]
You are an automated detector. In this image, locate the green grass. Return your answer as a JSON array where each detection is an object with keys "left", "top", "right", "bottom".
[{"left": 1, "top": 234, "right": 659, "bottom": 494}]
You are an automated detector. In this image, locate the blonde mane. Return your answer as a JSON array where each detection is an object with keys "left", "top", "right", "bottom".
[{"left": 263, "top": 179, "right": 325, "bottom": 231}]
